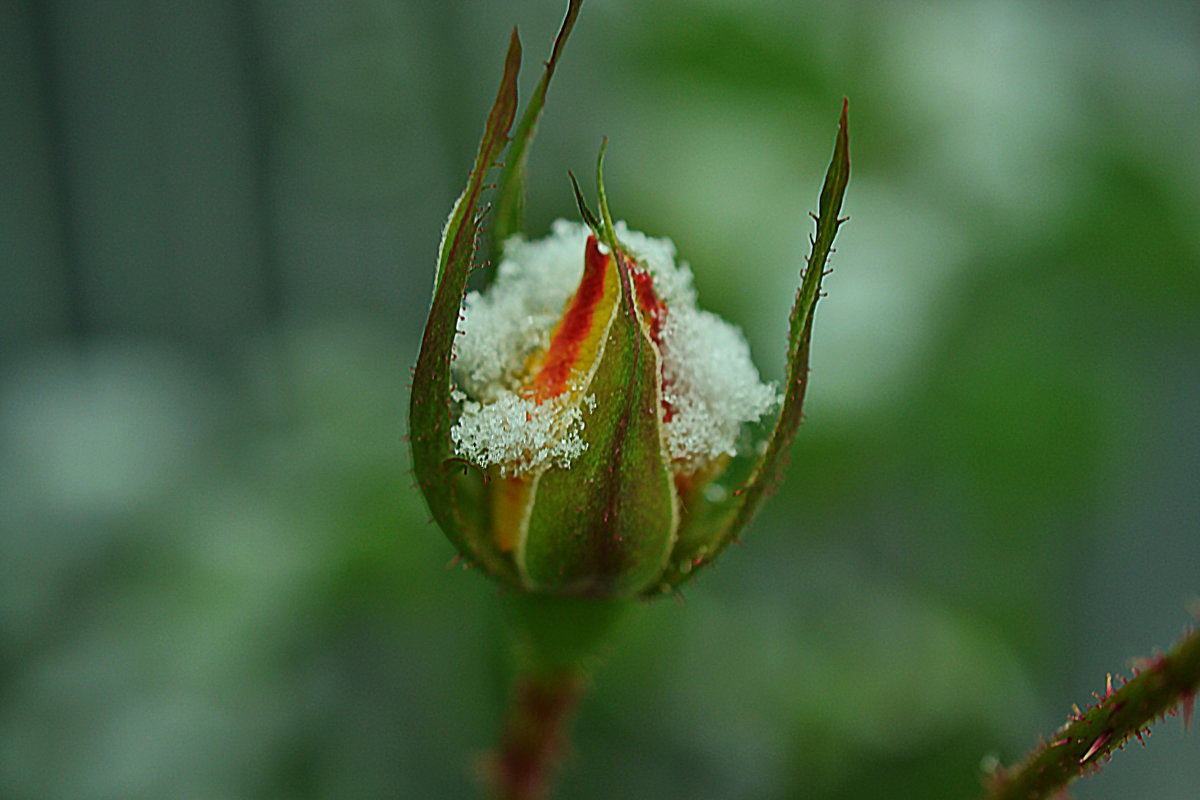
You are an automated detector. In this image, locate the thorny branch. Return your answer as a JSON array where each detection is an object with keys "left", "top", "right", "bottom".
[{"left": 983, "top": 626, "right": 1200, "bottom": 800}]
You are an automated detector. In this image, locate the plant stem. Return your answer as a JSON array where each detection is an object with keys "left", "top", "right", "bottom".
[
  {"left": 984, "top": 626, "right": 1200, "bottom": 800},
  {"left": 486, "top": 593, "right": 634, "bottom": 799},
  {"left": 490, "top": 666, "right": 587, "bottom": 800}
]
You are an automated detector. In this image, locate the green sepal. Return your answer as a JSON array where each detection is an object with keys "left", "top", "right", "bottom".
[
  {"left": 655, "top": 99, "right": 851, "bottom": 592},
  {"left": 594, "top": 138, "right": 619, "bottom": 247},
  {"left": 568, "top": 171, "right": 602, "bottom": 236},
  {"left": 489, "top": 0, "right": 583, "bottom": 262},
  {"left": 411, "top": 5, "right": 586, "bottom": 586},
  {"left": 519, "top": 153, "right": 679, "bottom": 596},
  {"left": 518, "top": 266, "right": 679, "bottom": 595},
  {"left": 409, "top": 32, "right": 523, "bottom": 584}
]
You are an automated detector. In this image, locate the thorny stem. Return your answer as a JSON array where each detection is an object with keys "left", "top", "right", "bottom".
[
  {"left": 489, "top": 666, "right": 587, "bottom": 800},
  {"left": 983, "top": 626, "right": 1200, "bottom": 800}
]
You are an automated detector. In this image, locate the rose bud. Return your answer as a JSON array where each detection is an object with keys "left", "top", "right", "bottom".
[{"left": 409, "top": 12, "right": 848, "bottom": 600}]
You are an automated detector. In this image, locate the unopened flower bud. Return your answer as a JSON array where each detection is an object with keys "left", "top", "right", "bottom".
[
  {"left": 408, "top": 13, "right": 847, "bottom": 601},
  {"left": 447, "top": 221, "right": 777, "bottom": 596}
]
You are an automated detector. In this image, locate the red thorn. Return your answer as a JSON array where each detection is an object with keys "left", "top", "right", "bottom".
[
  {"left": 1183, "top": 692, "right": 1195, "bottom": 733},
  {"left": 1080, "top": 731, "right": 1111, "bottom": 764}
]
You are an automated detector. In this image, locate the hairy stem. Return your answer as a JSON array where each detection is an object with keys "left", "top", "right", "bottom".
[
  {"left": 984, "top": 626, "right": 1200, "bottom": 800},
  {"left": 489, "top": 666, "right": 587, "bottom": 800}
]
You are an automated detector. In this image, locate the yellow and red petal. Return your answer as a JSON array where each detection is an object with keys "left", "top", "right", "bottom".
[
  {"left": 492, "top": 473, "right": 534, "bottom": 552},
  {"left": 525, "top": 235, "right": 621, "bottom": 402}
]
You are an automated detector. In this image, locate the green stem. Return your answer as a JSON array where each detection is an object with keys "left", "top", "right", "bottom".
[{"left": 984, "top": 626, "right": 1200, "bottom": 800}]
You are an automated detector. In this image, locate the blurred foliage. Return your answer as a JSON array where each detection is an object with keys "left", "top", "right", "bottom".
[{"left": 2, "top": 1, "right": 1198, "bottom": 798}]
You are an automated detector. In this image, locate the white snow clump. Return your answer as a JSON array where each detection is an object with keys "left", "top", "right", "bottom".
[{"left": 450, "top": 220, "right": 778, "bottom": 475}]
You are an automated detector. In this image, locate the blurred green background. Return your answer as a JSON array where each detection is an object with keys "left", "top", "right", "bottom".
[{"left": 3, "top": 1, "right": 1198, "bottom": 798}]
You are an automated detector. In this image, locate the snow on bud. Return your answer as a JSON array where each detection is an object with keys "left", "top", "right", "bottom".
[
  {"left": 408, "top": 5, "right": 848, "bottom": 599},
  {"left": 441, "top": 221, "right": 778, "bottom": 595},
  {"left": 450, "top": 220, "right": 777, "bottom": 480}
]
